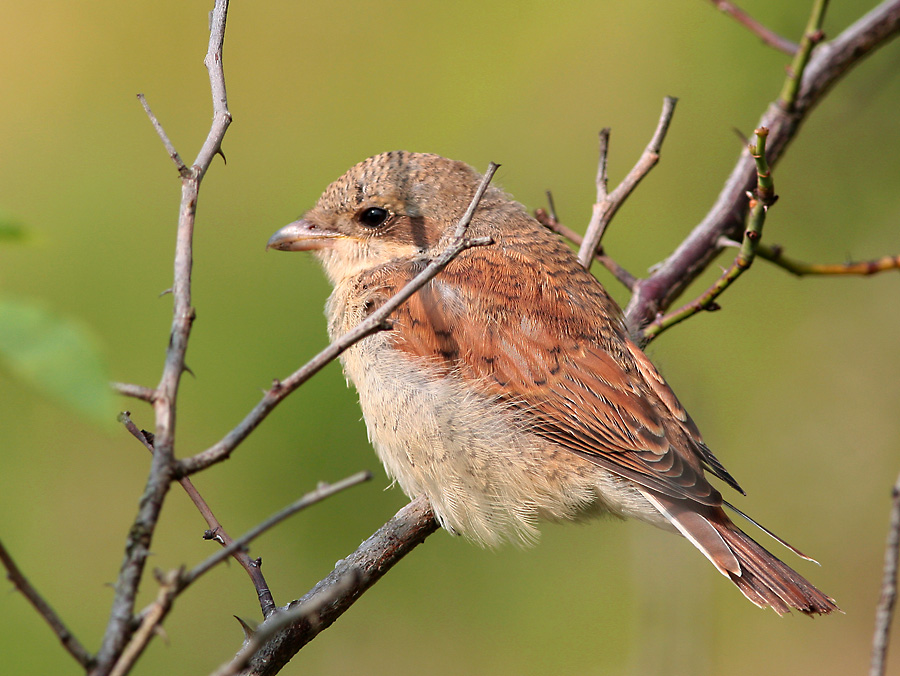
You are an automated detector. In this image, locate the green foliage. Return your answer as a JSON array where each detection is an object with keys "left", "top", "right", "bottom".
[{"left": 0, "top": 296, "right": 116, "bottom": 426}]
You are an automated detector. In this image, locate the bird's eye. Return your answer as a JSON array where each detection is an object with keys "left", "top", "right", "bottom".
[{"left": 358, "top": 207, "right": 390, "bottom": 228}]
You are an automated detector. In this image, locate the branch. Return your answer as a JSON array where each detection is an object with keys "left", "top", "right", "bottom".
[
  {"left": 641, "top": 127, "right": 774, "bottom": 342},
  {"left": 870, "top": 471, "right": 900, "bottom": 676},
  {"left": 92, "top": 2, "right": 232, "bottom": 673},
  {"left": 113, "top": 473, "right": 371, "bottom": 676},
  {"left": 577, "top": 96, "right": 677, "bottom": 269},
  {"left": 624, "top": 0, "right": 900, "bottom": 337},
  {"left": 177, "top": 163, "right": 500, "bottom": 476},
  {"left": 708, "top": 0, "right": 799, "bottom": 54},
  {"left": 0, "top": 538, "right": 94, "bottom": 669},
  {"left": 239, "top": 497, "right": 440, "bottom": 676},
  {"left": 118, "top": 412, "right": 277, "bottom": 618},
  {"left": 112, "top": 382, "right": 157, "bottom": 403},
  {"left": 754, "top": 243, "right": 900, "bottom": 277}
]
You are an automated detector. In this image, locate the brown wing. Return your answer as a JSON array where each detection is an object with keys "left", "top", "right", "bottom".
[{"left": 362, "top": 241, "right": 740, "bottom": 506}]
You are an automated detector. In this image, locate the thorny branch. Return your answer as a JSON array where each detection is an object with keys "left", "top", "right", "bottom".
[
  {"left": 118, "top": 412, "right": 277, "bottom": 617},
  {"left": 623, "top": 0, "right": 900, "bottom": 338},
  {"left": 110, "top": 474, "right": 371, "bottom": 676},
  {"left": 92, "top": 2, "right": 232, "bottom": 674}
]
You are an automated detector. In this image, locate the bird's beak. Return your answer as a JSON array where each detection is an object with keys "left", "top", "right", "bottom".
[{"left": 266, "top": 219, "right": 341, "bottom": 251}]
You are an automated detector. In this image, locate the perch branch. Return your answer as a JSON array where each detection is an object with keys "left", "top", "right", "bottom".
[
  {"left": 239, "top": 497, "right": 440, "bottom": 676},
  {"left": 177, "top": 163, "right": 500, "bottom": 476}
]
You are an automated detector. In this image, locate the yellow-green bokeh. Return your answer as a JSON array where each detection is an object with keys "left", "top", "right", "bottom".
[{"left": 1, "top": 1, "right": 898, "bottom": 674}]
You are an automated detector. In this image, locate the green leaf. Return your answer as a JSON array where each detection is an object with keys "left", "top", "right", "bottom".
[{"left": 0, "top": 296, "right": 116, "bottom": 426}]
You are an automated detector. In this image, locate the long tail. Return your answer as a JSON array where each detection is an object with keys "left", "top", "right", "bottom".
[{"left": 640, "top": 490, "right": 839, "bottom": 616}]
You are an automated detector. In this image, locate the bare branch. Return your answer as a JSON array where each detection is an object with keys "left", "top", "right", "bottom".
[
  {"left": 118, "top": 412, "right": 277, "bottom": 618},
  {"left": 0, "top": 538, "right": 94, "bottom": 669},
  {"left": 752, "top": 243, "right": 900, "bottom": 277},
  {"left": 577, "top": 97, "right": 677, "bottom": 269},
  {"left": 113, "top": 473, "right": 370, "bottom": 676},
  {"left": 239, "top": 497, "right": 439, "bottom": 676},
  {"left": 641, "top": 127, "right": 774, "bottom": 342},
  {"left": 177, "top": 163, "right": 500, "bottom": 476},
  {"left": 136, "top": 94, "right": 189, "bottom": 177},
  {"left": 108, "top": 569, "right": 181, "bottom": 676},
  {"left": 870, "top": 471, "right": 900, "bottom": 676},
  {"left": 112, "top": 382, "right": 157, "bottom": 403},
  {"left": 624, "top": 0, "right": 900, "bottom": 336},
  {"left": 708, "top": 0, "right": 799, "bottom": 54},
  {"left": 183, "top": 472, "right": 373, "bottom": 586},
  {"left": 210, "top": 574, "right": 359, "bottom": 676},
  {"left": 92, "top": 2, "right": 233, "bottom": 673}
]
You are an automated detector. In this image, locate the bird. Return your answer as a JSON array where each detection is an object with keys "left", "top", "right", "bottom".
[{"left": 267, "top": 150, "right": 837, "bottom": 615}]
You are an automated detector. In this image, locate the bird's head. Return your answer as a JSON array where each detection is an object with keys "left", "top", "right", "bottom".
[{"left": 267, "top": 151, "right": 512, "bottom": 284}]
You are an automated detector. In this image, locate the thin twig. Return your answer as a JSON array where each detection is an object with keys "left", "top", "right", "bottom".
[
  {"left": 136, "top": 94, "right": 189, "bottom": 177},
  {"left": 177, "top": 163, "right": 500, "bottom": 476},
  {"left": 535, "top": 208, "right": 638, "bottom": 290},
  {"left": 240, "top": 497, "right": 439, "bottom": 676},
  {"left": 870, "top": 470, "right": 900, "bottom": 676},
  {"left": 92, "top": 2, "right": 232, "bottom": 673},
  {"left": 0, "top": 538, "right": 94, "bottom": 669},
  {"left": 778, "top": 0, "right": 829, "bottom": 112},
  {"left": 577, "top": 96, "right": 677, "bottom": 269},
  {"left": 108, "top": 569, "right": 182, "bottom": 676},
  {"left": 117, "top": 473, "right": 371, "bottom": 676},
  {"left": 623, "top": 0, "right": 900, "bottom": 337},
  {"left": 183, "top": 472, "right": 373, "bottom": 585},
  {"left": 709, "top": 0, "right": 800, "bottom": 54},
  {"left": 641, "top": 127, "right": 773, "bottom": 342},
  {"left": 752, "top": 243, "right": 900, "bottom": 276},
  {"left": 112, "top": 382, "right": 157, "bottom": 403},
  {"left": 118, "top": 412, "right": 278, "bottom": 618}
]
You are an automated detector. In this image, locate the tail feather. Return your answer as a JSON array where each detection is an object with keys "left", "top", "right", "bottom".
[
  {"left": 643, "top": 491, "right": 839, "bottom": 616},
  {"left": 708, "top": 517, "right": 838, "bottom": 616}
]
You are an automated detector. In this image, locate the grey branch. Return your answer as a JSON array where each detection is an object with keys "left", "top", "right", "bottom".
[
  {"left": 623, "top": 0, "right": 900, "bottom": 336},
  {"left": 236, "top": 497, "right": 440, "bottom": 676},
  {"left": 870, "top": 471, "right": 900, "bottom": 676},
  {"left": 91, "top": 2, "right": 233, "bottom": 674}
]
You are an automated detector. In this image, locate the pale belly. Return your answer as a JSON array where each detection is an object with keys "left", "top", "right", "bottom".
[{"left": 338, "top": 330, "right": 669, "bottom": 546}]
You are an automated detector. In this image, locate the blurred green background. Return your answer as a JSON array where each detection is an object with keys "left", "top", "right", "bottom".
[{"left": 1, "top": 1, "right": 898, "bottom": 674}]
